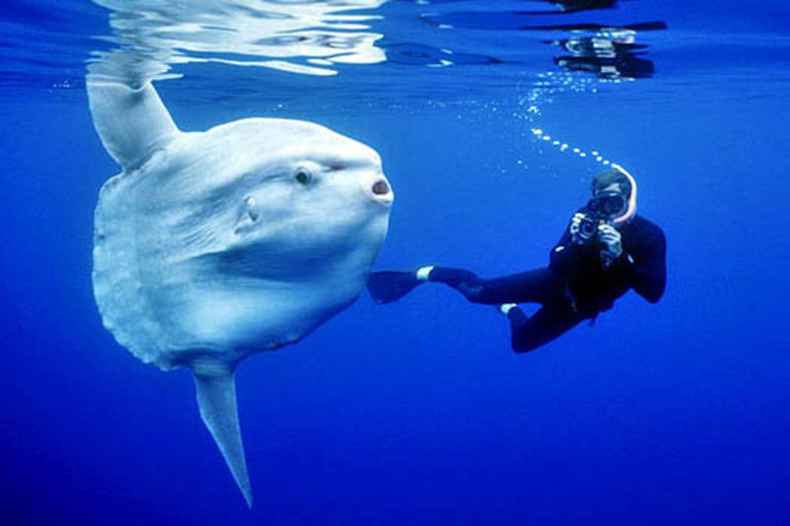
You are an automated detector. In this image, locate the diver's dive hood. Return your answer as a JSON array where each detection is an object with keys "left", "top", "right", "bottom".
[{"left": 610, "top": 163, "right": 637, "bottom": 225}]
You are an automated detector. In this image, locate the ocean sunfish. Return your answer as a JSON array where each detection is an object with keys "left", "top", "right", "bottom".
[{"left": 87, "top": 78, "right": 393, "bottom": 507}]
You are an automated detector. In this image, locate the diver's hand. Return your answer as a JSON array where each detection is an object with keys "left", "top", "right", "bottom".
[
  {"left": 598, "top": 223, "right": 623, "bottom": 266},
  {"left": 569, "top": 213, "right": 587, "bottom": 244}
]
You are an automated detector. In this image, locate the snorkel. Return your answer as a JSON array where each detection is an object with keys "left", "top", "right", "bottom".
[{"left": 610, "top": 163, "right": 637, "bottom": 225}]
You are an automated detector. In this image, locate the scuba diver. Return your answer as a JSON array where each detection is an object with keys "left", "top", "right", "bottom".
[{"left": 367, "top": 165, "right": 666, "bottom": 353}]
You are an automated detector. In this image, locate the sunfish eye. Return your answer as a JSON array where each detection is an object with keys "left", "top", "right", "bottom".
[{"left": 294, "top": 168, "right": 312, "bottom": 186}]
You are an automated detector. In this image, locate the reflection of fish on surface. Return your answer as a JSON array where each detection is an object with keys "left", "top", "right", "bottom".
[
  {"left": 89, "top": 0, "right": 387, "bottom": 79},
  {"left": 87, "top": 75, "right": 393, "bottom": 507}
]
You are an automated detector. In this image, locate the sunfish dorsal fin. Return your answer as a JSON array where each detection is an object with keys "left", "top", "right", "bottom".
[
  {"left": 86, "top": 78, "right": 179, "bottom": 170},
  {"left": 193, "top": 366, "right": 253, "bottom": 508}
]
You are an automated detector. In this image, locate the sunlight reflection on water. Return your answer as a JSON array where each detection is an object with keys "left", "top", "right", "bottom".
[{"left": 89, "top": 0, "right": 387, "bottom": 82}]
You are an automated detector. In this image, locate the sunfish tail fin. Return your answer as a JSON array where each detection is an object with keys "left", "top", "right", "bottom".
[
  {"left": 86, "top": 78, "right": 179, "bottom": 170},
  {"left": 193, "top": 368, "right": 253, "bottom": 508},
  {"left": 367, "top": 271, "right": 421, "bottom": 304}
]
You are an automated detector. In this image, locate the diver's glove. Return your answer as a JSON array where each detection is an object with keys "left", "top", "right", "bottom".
[
  {"left": 569, "top": 212, "right": 587, "bottom": 245},
  {"left": 597, "top": 223, "right": 623, "bottom": 267}
]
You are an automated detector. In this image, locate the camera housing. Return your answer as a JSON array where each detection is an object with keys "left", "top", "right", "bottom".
[{"left": 577, "top": 215, "right": 603, "bottom": 242}]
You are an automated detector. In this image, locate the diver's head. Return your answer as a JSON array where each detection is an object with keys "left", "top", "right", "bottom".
[
  {"left": 592, "top": 166, "right": 632, "bottom": 199},
  {"left": 589, "top": 164, "right": 637, "bottom": 225}
]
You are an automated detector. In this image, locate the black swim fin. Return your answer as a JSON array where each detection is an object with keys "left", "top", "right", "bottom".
[{"left": 367, "top": 271, "right": 422, "bottom": 304}]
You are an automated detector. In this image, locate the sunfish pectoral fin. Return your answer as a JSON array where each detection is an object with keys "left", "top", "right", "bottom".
[
  {"left": 193, "top": 367, "right": 253, "bottom": 508},
  {"left": 86, "top": 77, "right": 179, "bottom": 170}
]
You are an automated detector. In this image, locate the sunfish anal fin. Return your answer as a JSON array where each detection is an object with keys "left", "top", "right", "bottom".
[{"left": 193, "top": 364, "right": 253, "bottom": 508}]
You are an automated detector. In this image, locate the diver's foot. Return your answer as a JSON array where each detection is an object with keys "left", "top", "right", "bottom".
[
  {"left": 499, "top": 303, "right": 518, "bottom": 315},
  {"left": 501, "top": 304, "right": 528, "bottom": 329},
  {"left": 367, "top": 270, "right": 423, "bottom": 304}
]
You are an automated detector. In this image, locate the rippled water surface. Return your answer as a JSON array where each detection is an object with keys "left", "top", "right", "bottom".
[
  {"left": 6, "top": 1, "right": 790, "bottom": 103},
  {"left": 2, "top": 1, "right": 790, "bottom": 525}
]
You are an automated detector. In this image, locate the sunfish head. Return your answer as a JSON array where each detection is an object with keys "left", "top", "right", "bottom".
[
  {"left": 94, "top": 117, "right": 393, "bottom": 369},
  {"left": 175, "top": 118, "right": 393, "bottom": 359},
  {"left": 205, "top": 118, "right": 393, "bottom": 279}
]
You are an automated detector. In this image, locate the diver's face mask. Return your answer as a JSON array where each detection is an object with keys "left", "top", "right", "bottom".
[{"left": 587, "top": 191, "right": 628, "bottom": 220}]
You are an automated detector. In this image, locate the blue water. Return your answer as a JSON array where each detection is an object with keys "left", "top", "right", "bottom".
[{"left": 2, "top": 0, "right": 790, "bottom": 524}]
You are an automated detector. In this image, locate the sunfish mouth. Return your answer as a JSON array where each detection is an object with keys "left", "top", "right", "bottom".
[{"left": 372, "top": 179, "right": 390, "bottom": 196}]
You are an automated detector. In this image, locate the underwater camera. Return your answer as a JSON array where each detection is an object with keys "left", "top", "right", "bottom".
[{"left": 577, "top": 214, "right": 603, "bottom": 242}]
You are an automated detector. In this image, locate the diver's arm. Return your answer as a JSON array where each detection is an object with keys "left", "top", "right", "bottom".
[
  {"left": 628, "top": 226, "right": 666, "bottom": 303},
  {"left": 549, "top": 225, "right": 580, "bottom": 276},
  {"left": 550, "top": 211, "right": 591, "bottom": 275}
]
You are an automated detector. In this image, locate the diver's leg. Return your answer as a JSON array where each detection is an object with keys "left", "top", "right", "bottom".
[
  {"left": 367, "top": 266, "right": 485, "bottom": 304},
  {"left": 429, "top": 266, "right": 563, "bottom": 305},
  {"left": 426, "top": 267, "right": 493, "bottom": 302},
  {"left": 367, "top": 266, "right": 489, "bottom": 305},
  {"left": 476, "top": 268, "right": 564, "bottom": 304},
  {"left": 506, "top": 303, "right": 585, "bottom": 353}
]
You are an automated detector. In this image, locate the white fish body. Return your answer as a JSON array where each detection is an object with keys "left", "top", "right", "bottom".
[{"left": 88, "top": 79, "right": 393, "bottom": 506}]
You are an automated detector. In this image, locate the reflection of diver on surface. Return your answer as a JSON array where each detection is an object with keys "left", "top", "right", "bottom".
[
  {"left": 367, "top": 165, "right": 666, "bottom": 353},
  {"left": 555, "top": 52, "right": 654, "bottom": 79},
  {"left": 550, "top": 28, "right": 655, "bottom": 79}
]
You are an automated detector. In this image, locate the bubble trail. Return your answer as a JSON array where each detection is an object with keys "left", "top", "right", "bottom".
[{"left": 530, "top": 127, "right": 618, "bottom": 167}]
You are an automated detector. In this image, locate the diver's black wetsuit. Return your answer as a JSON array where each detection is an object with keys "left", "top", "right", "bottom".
[{"left": 429, "top": 214, "right": 666, "bottom": 352}]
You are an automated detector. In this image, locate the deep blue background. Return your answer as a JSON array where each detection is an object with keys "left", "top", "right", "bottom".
[{"left": 1, "top": 1, "right": 789, "bottom": 524}]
